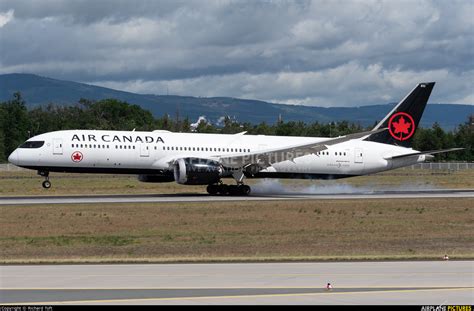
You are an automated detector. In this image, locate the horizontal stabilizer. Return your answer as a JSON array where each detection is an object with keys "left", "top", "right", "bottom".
[{"left": 384, "top": 148, "right": 465, "bottom": 160}]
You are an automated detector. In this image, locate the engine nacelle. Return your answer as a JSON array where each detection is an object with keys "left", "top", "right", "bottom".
[
  {"left": 173, "top": 157, "right": 223, "bottom": 185},
  {"left": 138, "top": 174, "right": 175, "bottom": 183}
]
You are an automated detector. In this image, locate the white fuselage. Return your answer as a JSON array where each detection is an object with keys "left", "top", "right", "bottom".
[{"left": 8, "top": 129, "right": 426, "bottom": 180}]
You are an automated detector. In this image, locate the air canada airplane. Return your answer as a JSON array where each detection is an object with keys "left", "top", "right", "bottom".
[{"left": 8, "top": 82, "right": 462, "bottom": 195}]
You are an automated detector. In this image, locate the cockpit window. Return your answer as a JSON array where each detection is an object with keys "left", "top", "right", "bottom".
[{"left": 19, "top": 141, "right": 45, "bottom": 148}]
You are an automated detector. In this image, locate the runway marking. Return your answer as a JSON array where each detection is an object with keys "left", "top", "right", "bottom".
[
  {"left": 3, "top": 287, "right": 472, "bottom": 305},
  {"left": 0, "top": 189, "right": 473, "bottom": 205},
  {"left": 3, "top": 271, "right": 468, "bottom": 278},
  {"left": 1, "top": 285, "right": 471, "bottom": 290}
]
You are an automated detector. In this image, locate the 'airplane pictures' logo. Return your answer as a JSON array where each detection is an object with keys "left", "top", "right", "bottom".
[
  {"left": 388, "top": 112, "right": 415, "bottom": 141},
  {"left": 71, "top": 151, "right": 83, "bottom": 162}
]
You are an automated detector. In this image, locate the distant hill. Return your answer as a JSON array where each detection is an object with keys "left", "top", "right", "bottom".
[{"left": 1, "top": 73, "right": 472, "bottom": 129}]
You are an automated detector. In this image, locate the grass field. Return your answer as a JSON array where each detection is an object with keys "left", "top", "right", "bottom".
[
  {"left": 0, "top": 168, "right": 472, "bottom": 263},
  {"left": 1, "top": 198, "right": 473, "bottom": 263}
]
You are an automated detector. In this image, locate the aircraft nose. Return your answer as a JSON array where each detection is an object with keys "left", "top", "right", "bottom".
[{"left": 8, "top": 149, "right": 19, "bottom": 165}]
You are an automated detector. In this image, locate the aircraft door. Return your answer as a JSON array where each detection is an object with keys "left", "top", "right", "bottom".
[
  {"left": 53, "top": 138, "right": 63, "bottom": 155},
  {"left": 140, "top": 144, "right": 150, "bottom": 157},
  {"left": 354, "top": 148, "right": 363, "bottom": 163}
]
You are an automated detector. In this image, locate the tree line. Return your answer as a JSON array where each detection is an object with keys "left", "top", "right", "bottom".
[{"left": 0, "top": 92, "right": 472, "bottom": 162}]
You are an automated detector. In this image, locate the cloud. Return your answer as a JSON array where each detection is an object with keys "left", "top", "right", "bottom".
[
  {"left": 0, "top": 0, "right": 472, "bottom": 106},
  {"left": 96, "top": 63, "right": 474, "bottom": 107},
  {"left": 0, "top": 9, "right": 13, "bottom": 27}
]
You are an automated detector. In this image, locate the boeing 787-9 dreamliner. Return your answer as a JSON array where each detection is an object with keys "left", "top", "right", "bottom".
[{"left": 8, "top": 82, "right": 462, "bottom": 195}]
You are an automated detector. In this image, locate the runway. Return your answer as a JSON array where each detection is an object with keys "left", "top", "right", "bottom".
[
  {"left": 0, "top": 189, "right": 473, "bottom": 205},
  {"left": 1, "top": 261, "right": 473, "bottom": 305}
]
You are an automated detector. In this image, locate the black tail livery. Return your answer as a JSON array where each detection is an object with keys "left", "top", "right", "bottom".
[{"left": 366, "top": 82, "right": 435, "bottom": 147}]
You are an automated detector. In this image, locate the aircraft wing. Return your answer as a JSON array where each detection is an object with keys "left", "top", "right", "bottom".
[
  {"left": 383, "top": 148, "right": 464, "bottom": 160},
  {"left": 218, "top": 128, "right": 387, "bottom": 168}
]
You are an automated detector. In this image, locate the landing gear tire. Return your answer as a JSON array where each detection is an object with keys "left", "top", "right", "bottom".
[
  {"left": 240, "top": 185, "right": 251, "bottom": 195},
  {"left": 207, "top": 183, "right": 251, "bottom": 196},
  {"left": 38, "top": 171, "right": 51, "bottom": 189},
  {"left": 206, "top": 184, "right": 218, "bottom": 195},
  {"left": 217, "top": 184, "right": 229, "bottom": 195},
  {"left": 228, "top": 185, "right": 239, "bottom": 196},
  {"left": 42, "top": 180, "right": 51, "bottom": 189}
]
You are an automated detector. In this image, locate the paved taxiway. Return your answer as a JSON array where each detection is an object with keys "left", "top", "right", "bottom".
[
  {"left": 1, "top": 261, "right": 473, "bottom": 305},
  {"left": 0, "top": 189, "right": 473, "bottom": 205}
]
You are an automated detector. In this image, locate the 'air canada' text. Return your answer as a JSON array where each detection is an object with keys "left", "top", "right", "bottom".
[{"left": 71, "top": 134, "right": 165, "bottom": 144}]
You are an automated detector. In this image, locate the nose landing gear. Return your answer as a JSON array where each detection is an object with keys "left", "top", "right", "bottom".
[
  {"left": 42, "top": 179, "right": 51, "bottom": 189},
  {"left": 38, "top": 171, "right": 51, "bottom": 189}
]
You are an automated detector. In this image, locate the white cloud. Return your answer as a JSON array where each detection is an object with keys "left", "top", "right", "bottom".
[
  {"left": 0, "top": 9, "right": 13, "bottom": 27},
  {"left": 94, "top": 63, "right": 474, "bottom": 107}
]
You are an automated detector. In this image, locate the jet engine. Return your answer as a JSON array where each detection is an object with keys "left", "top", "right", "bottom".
[{"left": 173, "top": 157, "right": 223, "bottom": 185}]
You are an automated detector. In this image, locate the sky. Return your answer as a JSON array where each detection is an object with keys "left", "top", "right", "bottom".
[{"left": 0, "top": 0, "right": 473, "bottom": 107}]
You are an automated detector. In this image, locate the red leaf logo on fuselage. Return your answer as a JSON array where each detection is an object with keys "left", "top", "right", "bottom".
[
  {"left": 388, "top": 112, "right": 415, "bottom": 141},
  {"left": 71, "top": 151, "right": 83, "bottom": 162}
]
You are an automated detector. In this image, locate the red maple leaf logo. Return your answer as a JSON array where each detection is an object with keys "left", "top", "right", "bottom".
[
  {"left": 388, "top": 112, "right": 415, "bottom": 141},
  {"left": 392, "top": 116, "right": 411, "bottom": 135},
  {"left": 71, "top": 152, "right": 83, "bottom": 162}
]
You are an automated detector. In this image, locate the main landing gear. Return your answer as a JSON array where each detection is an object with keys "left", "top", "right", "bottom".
[
  {"left": 38, "top": 170, "right": 51, "bottom": 189},
  {"left": 206, "top": 183, "right": 251, "bottom": 196}
]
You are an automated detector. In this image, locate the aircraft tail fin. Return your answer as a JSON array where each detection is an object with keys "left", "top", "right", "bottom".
[{"left": 365, "top": 82, "right": 435, "bottom": 147}]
